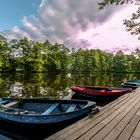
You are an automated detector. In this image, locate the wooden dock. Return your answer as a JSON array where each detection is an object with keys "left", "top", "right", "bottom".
[{"left": 46, "top": 88, "right": 140, "bottom": 140}]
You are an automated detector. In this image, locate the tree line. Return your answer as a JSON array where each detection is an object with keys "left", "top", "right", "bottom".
[{"left": 0, "top": 35, "right": 140, "bottom": 73}]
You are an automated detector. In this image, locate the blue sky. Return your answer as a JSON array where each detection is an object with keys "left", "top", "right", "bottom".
[
  {"left": 0, "top": 0, "right": 139, "bottom": 53},
  {"left": 0, "top": 0, "right": 40, "bottom": 30}
]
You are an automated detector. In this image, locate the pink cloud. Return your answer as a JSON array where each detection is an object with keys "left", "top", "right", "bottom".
[
  {"left": 73, "top": 4, "right": 140, "bottom": 53},
  {"left": 105, "top": 46, "right": 139, "bottom": 54},
  {"left": 1, "top": 0, "right": 139, "bottom": 54}
]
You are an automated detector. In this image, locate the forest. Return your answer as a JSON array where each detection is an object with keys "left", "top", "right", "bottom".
[{"left": 0, "top": 35, "right": 140, "bottom": 73}]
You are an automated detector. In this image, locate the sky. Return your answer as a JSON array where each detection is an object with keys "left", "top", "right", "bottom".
[
  {"left": 0, "top": 0, "right": 139, "bottom": 53},
  {"left": 0, "top": 0, "right": 40, "bottom": 30}
]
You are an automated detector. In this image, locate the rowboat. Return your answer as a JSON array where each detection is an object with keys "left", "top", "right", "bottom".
[
  {"left": 71, "top": 85, "right": 132, "bottom": 100},
  {"left": 0, "top": 98, "right": 96, "bottom": 139},
  {"left": 122, "top": 80, "right": 140, "bottom": 89}
]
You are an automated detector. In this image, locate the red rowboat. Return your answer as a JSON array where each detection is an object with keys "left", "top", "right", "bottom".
[{"left": 71, "top": 85, "right": 132, "bottom": 100}]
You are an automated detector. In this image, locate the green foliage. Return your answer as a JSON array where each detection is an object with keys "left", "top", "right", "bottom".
[
  {"left": 99, "top": 0, "right": 140, "bottom": 40},
  {"left": 98, "top": 0, "right": 135, "bottom": 9},
  {"left": 124, "top": 7, "right": 140, "bottom": 40},
  {"left": 0, "top": 34, "right": 139, "bottom": 73}
]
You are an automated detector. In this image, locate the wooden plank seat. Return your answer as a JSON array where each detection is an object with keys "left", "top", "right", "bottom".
[
  {"left": 0, "top": 99, "right": 9, "bottom": 104},
  {"left": 4, "top": 102, "right": 18, "bottom": 107},
  {"left": 3, "top": 106, "right": 38, "bottom": 115},
  {"left": 66, "top": 104, "right": 77, "bottom": 113},
  {"left": 42, "top": 103, "right": 59, "bottom": 115}
]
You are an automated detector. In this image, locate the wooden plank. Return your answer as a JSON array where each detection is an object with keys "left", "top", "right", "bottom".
[
  {"left": 0, "top": 134, "right": 11, "bottom": 140},
  {"left": 62, "top": 99, "right": 131, "bottom": 140},
  {"left": 104, "top": 129, "right": 120, "bottom": 140},
  {"left": 0, "top": 99, "right": 8, "bottom": 104},
  {"left": 116, "top": 105, "right": 140, "bottom": 131},
  {"left": 90, "top": 93, "right": 140, "bottom": 140},
  {"left": 104, "top": 101, "right": 140, "bottom": 140},
  {"left": 66, "top": 104, "right": 77, "bottom": 113},
  {"left": 78, "top": 92, "right": 140, "bottom": 140},
  {"left": 57, "top": 91, "right": 138, "bottom": 140},
  {"left": 116, "top": 108, "right": 140, "bottom": 140},
  {"left": 46, "top": 91, "right": 130, "bottom": 140},
  {"left": 68, "top": 123, "right": 105, "bottom": 140},
  {"left": 47, "top": 92, "right": 135, "bottom": 139},
  {"left": 42, "top": 103, "right": 59, "bottom": 115},
  {"left": 4, "top": 102, "right": 17, "bottom": 107},
  {"left": 102, "top": 93, "right": 140, "bottom": 126},
  {"left": 46, "top": 89, "right": 138, "bottom": 140},
  {"left": 98, "top": 94, "right": 129, "bottom": 112},
  {"left": 130, "top": 136, "right": 140, "bottom": 140},
  {"left": 130, "top": 120, "right": 140, "bottom": 139}
]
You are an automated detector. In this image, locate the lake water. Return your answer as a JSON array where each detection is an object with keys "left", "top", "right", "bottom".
[
  {"left": 0, "top": 72, "right": 139, "bottom": 99},
  {"left": 0, "top": 72, "right": 139, "bottom": 139}
]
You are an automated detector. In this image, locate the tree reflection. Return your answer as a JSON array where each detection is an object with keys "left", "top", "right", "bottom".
[{"left": 0, "top": 73, "right": 139, "bottom": 98}]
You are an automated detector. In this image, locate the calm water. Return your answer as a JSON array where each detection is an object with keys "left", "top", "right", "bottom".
[
  {"left": 0, "top": 72, "right": 139, "bottom": 99},
  {"left": 0, "top": 72, "right": 140, "bottom": 139}
]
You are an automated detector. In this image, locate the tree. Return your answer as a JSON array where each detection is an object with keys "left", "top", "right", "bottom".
[
  {"left": 30, "top": 42, "right": 44, "bottom": 72},
  {"left": 98, "top": 0, "right": 139, "bottom": 9},
  {"left": 0, "top": 35, "right": 10, "bottom": 72},
  {"left": 59, "top": 45, "right": 70, "bottom": 72},
  {"left": 131, "top": 49, "right": 140, "bottom": 72},
  {"left": 97, "top": 50, "right": 109, "bottom": 72},
  {"left": 98, "top": 0, "right": 140, "bottom": 39},
  {"left": 8, "top": 39, "right": 19, "bottom": 72},
  {"left": 44, "top": 42, "right": 62, "bottom": 72},
  {"left": 81, "top": 50, "right": 92, "bottom": 72},
  {"left": 18, "top": 37, "right": 33, "bottom": 72},
  {"left": 124, "top": 7, "right": 140, "bottom": 40},
  {"left": 70, "top": 48, "right": 83, "bottom": 72},
  {"left": 90, "top": 50, "right": 100, "bottom": 72},
  {"left": 112, "top": 51, "right": 128, "bottom": 72}
]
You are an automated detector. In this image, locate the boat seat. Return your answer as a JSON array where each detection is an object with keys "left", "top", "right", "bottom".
[
  {"left": 4, "top": 102, "right": 17, "bottom": 107},
  {"left": 42, "top": 103, "right": 59, "bottom": 115},
  {"left": 66, "top": 104, "right": 77, "bottom": 113},
  {"left": 0, "top": 99, "right": 8, "bottom": 104},
  {"left": 105, "top": 88, "right": 112, "bottom": 91}
]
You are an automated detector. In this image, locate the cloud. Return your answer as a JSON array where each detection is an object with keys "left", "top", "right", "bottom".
[
  {"left": 1, "top": 0, "right": 139, "bottom": 53},
  {"left": 105, "top": 46, "right": 139, "bottom": 54},
  {"left": 1, "top": 0, "right": 122, "bottom": 39},
  {"left": 2, "top": 26, "right": 30, "bottom": 39}
]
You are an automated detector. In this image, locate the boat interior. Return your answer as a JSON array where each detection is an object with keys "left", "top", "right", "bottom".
[
  {"left": 0, "top": 100, "right": 86, "bottom": 115},
  {"left": 85, "top": 87, "right": 112, "bottom": 91}
]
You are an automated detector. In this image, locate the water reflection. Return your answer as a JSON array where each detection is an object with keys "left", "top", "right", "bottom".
[
  {"left": 0, "top": 72, "right": 139, "bottom": 98},
  {"left": 0, "top": 72, "right": 139, "bottom": 139}
]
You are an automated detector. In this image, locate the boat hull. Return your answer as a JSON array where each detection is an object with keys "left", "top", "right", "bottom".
[
  {"left": 0, "top": 108, "right": 92, "bottom": 139},
  {"left": 122, "top": 84, "right": 139, "bottom": 89},
  {"left": 71, "top": 86, "right": 132, "bottom": 101},
  {"left": 122, "top": 80, "right": 140, "bottom": 89},
  {"left": 72, "top": 91, "right": 120, "bottom": 101},
  {"left": 0, "top": 98, "right": 96, "bottom": 139}
]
